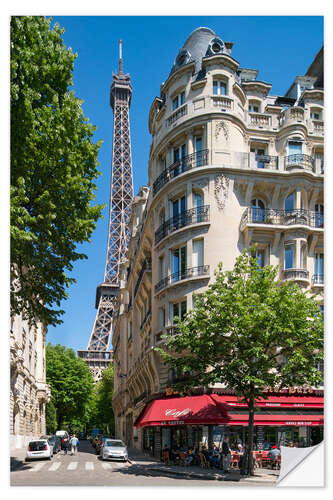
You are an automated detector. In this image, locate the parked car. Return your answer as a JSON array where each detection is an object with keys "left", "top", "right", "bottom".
[
  {"left": 97, "top": 436, "right": 111, "bottom": 455},
  {"left": 26, "top": 439, "right": 53, "bottom": 461},
  {"left": 48, "top": 435, "right": 62, "bottom": 454},
  {"left": 101, "top": 439, "right": 128, "bottom": 462}
]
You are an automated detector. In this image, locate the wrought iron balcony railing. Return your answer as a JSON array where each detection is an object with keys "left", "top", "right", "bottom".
[
  {"left": 153, "top": 149, "right": 209, "bottom": 197},
  {"left": 312, "top": 274, "right": 324, "bottom": 285},
  {"left": 284, "top": 154, "right": 315, "bottom": 172},
  {"left": 155, "top": 265, "right": 210, "bottom": 294},
  {"left": 283, "top": 269, "right": 309, "bottom": 282},
  {"left": 140, "top": 308, "right": 151, "bottom": 330},
  {"left": 240, "top": 208, "right": 324, "bottom": 232},
  {"left": 133, "top": 258, "right": 152, "bottom": 298},
  {"left": 255, "top": 154, "right": 279, "bottom": 170},
  {"left": 155, "top": 205, "right": 210, "bottom": 244}
]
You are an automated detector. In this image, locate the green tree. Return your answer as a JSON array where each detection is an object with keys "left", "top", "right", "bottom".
[
  {"left": 95, "top": 365, "right": 115, "bottom": 435},
  {"left": 45, "top": 400, "right": 57, "bottom": 434},
  {"left": 10, "top": 16, "right": 104, "bottom": 327},
  {"left": 158, "top": 250, "right": 323, "bottom": 475},
  {"left": 46, "top": 343, "right": 94, "bottom": 429}
]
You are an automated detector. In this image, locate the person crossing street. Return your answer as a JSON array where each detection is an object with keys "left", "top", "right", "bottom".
[{"left": 70, "top": 434, "right": 79, "bottom": 455}]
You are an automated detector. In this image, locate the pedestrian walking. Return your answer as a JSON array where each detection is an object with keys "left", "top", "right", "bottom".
[
  {"left": 63, "top": 436, "right": 69, "bottom": 455},
  {"left": 70, "top": 434, "right": 79, "bottom": 455}
]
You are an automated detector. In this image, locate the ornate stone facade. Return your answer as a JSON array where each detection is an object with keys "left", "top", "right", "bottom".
[
  {"left": 112, "top": 28, "right": 323, "bottom": 451},
  {"left": 10, "top": 314, "right": 51, "bottom": 449}
]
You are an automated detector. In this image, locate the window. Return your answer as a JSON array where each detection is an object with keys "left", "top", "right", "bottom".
[
  {"left": 213, "top": 80, "right": 227, "bottom": 95},
  {"left": 311, "top": 111, "right": 320, "bottom": 120},
  {"left": 315, "top": 204, "right": 324, "bottom": 228},
  {"left": 192, "top": 239, "right": 204, "bottom": 269},
  {"left": 249, "top": 103, "right": 260, "bottom": 112},
  {"left": 251, "top": 198, "right": 265, "bottom": 222},
  {"left": 250, "top": 147, "right": 266, "bottom": 168},
  {"left": 170, "top": 301, "right": 187, "bottom": 323},
  {"left": 172, "top": 144, "right": 187, "bottom": 175},
  {"left": 284, "top": 192, "right": 295, "bottom": 212},
  {"left": 253, "top": 248, "right": 265, "bottom": 268},
  {"left": 193, "top": 192, "right": 203, "bottom": 221},
  {"left": 172, "top": 91, "right": 185, "bottom": 111},
  {"left": 171, "top": 246, "right": 187, "bottom": 281},
  {"left": 170, "top": 195, "right": 186, "bottom": 229},
  {"left": 158, "top": 307, "right": 165, "bottom": 329},
  {"left": 300, "top": 244, "right": 307, "bottom": 268},
  {"left": 288, "top": 141, "right": 302, "bottom": 157},
  {"left": 159, "top": 256, "right": 164, "bottom": 280},
  {"left": 284, "top": 244, "right": 295, "bottom": 269},
  {"left": 315, "top": 253, "right": 324, "bottom": 280},
  {"left": 195, "top": 136, "right": 203, "bottom": 166}
]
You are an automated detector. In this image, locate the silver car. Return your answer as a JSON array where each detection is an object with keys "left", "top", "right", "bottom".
[
  {"left": 101, "top": 439, "right": 128, "bottom": 461},
  {"left": 26, "top": 439, "right": 53, "bottom": 461}
]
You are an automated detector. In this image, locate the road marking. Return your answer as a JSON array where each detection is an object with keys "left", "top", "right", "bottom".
[
  {"left": 85, "top": 462, "right": 94, "bottom": 470},
  {"left": 67, "top": 462, "right": 78, "bottom": 470},
  {"left": 101, "top": 462, "right": 112, "bottom": 470},
  {"left": 48, "top": 462, "right": 61, "bottom": 472},
  {"left": 30, "top": 462, "right": 46, "bottom": 472}
]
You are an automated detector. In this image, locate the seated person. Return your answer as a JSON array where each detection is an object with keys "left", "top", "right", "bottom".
[
  {"left": 185, "top": 449, "right": 194, "bottom": 465},
  {"left": 268, "top": 445, "right": 280, "bottom": 461}
]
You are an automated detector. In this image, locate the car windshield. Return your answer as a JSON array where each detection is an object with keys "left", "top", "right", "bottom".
[{"left": 105, "top": 441, "right": 125, "bottom": 447}]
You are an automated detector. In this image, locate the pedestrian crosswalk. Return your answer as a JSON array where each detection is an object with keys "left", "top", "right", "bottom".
[{"left": 26, "top": 460, "right": 128, "bottom": 473}]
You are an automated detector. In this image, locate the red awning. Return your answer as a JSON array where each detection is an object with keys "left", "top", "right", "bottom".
[
  {"left": 223, "top": 413, "right": 324, "bottom": 427},
  {"left": 211, "top": 393, "right": 324, "bottom": 409},
  {"left": 134, "top": 394, "right": 230, "bottom": 428}
]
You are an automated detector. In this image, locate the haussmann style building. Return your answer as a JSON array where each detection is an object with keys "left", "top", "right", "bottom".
[{"left": 112, "top": 27, "right": 324, "bottom": 458}]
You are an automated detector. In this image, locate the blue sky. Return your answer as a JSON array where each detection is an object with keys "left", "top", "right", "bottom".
[{"left": 45, "top": 15, "right": 323, "bottom": 352}]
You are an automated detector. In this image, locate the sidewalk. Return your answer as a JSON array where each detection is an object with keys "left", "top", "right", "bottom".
[{"left": 128, "top": 448, "right": 279, "bottom": 483}]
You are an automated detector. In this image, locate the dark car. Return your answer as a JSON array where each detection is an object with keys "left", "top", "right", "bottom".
[
  {"left": 48, "top": 435, "right": 62, "bottom": 454},
  {"left": 79, "top": 432, "right": 86, "bottom": 440}
]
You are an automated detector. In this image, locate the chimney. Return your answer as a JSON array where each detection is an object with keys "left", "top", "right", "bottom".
[{"left": 225, "top": 42, "right": 234, "bottom": 56}]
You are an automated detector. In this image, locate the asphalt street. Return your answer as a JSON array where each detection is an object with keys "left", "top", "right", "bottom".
[{"left": 10, "top": 440, "right": 275, "bottom": 487}]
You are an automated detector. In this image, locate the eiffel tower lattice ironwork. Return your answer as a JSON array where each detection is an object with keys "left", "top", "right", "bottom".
[{"left": 78, "top": 40, "right": 134, "bottom": 382}]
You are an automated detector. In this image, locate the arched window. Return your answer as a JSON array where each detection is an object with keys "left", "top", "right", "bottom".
[
  {"left": 251, "top": 198, "right": 265, "bottom": 222},
  {"left": 284, "top": 192, "right": 295, "bottom": 212}
]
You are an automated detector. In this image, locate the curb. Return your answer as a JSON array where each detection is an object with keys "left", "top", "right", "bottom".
[{"left": 146, "top": 466, "right": 237, "bottom": 481}]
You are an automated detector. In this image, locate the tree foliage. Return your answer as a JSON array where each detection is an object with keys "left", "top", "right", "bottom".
[
  {"left": 46, "top": 343, "right": 94, "bottom": 429},
  {"left": 93, "top": 365, "right": 115, "bottom": 435},
  {"left": 158, "top": 250, "right": 323, "bottom": 474},
  {"left": 45, "top": 399, "right": 57, "bottom": 434},
  {"left": 10, "top": 16, "right": 104, "bottom": 326}
]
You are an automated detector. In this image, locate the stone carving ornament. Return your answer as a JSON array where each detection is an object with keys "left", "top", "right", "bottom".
[
  {"left": 215, "top": 120, "right": 229, "bottom": 141},
  {"left": 214, "top": 174, "right": 230, "bottom": 211}
]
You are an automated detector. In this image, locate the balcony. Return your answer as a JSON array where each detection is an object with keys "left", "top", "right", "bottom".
[
  {"left": 240, "top": 208, "right": 324, "bottom": 232},
  {"left": 155, "top": 205, "right": 210, "bottom": 245},
  {"left": 211, "top": 95, "right": 233, "bottom": 111},
  {"left": 155, "top": 265, "right": 210, "bottom": 294},
  {"left": 312, "top": 274, "right": 324, "bottom": 287},
  {"left": 311, "top": 120, "right": 324, "bottom": 136},
  {"left": 153, "top": 150, "right": 209, "bottom": 196},
  {"left": 279, "top": 107, "right": 305, "bottom": 128},
  {"left": 254, "top": 154, "right": 279, "bottom": 170},
  {"left": 283, "top": 269, "right": 310, "bottom": 284},
  {"left": 155, "top": 325, "right": 178, "bottom": 344},
  {"left": 166, "top": 103, "right": 187, "bottom": 127},
  {"left": 134, "top": 258, "right": 152, "bottom": 298},
  {"left": 248, "top": 112, "right": 272, "bottom": 129},
  {"left": 284, "top": 154, "right": 315, "bottom": 172}
]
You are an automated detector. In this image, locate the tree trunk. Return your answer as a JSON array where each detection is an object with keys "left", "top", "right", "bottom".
[{"left": 247, "top": 397, "right": 255, "bottom": 476}]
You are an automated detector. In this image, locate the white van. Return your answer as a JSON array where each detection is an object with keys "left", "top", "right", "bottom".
[{"left": 56, "top": 430, "right": 69, "bottom": 438}]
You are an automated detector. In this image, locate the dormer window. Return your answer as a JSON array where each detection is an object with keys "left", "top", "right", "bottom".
[
  {"left": 172, "top": 91, "right": 185, "bottom": 111},
  {"left": 213, "top": 79, "right": 227, "bottom": 96}
]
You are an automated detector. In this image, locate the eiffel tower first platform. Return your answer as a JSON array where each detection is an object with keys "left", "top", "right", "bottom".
[{"left": 78, "top": 40, "right": 134, "bottom": 381}]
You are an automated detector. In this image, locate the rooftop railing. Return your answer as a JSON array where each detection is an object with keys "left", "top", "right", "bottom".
[
  {"left": 155, "top": 265, "right": 210, "bottom": 294},
  {"left": 155, "top": 205, "right": 210, "bottom": 244},
  {"left": 153, "top": 149, "right": 209, "bottom": 196}
]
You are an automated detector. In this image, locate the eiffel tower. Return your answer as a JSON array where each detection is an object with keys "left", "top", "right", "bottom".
[{"left": 78, "top": 40, "right": 134, "bottom": 381}]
